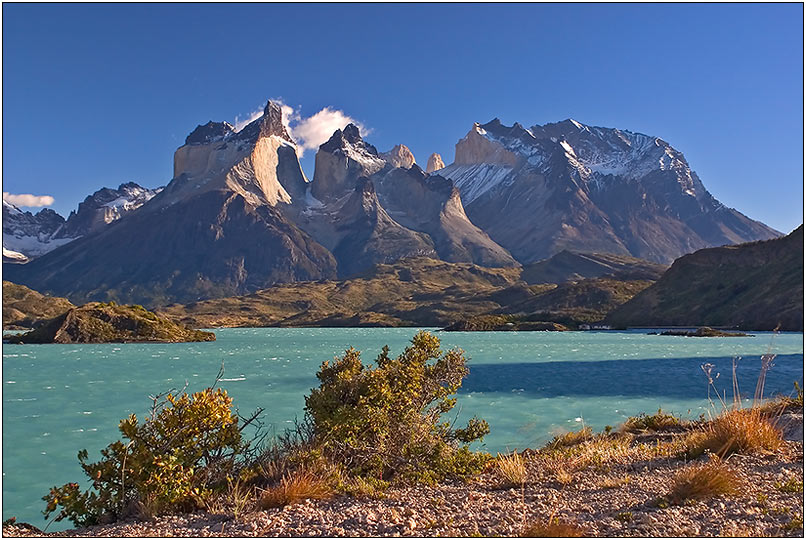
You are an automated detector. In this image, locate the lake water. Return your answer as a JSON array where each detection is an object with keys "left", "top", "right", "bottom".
[{"left": 3, "top": 328, "right": 803, "bottom": 530}]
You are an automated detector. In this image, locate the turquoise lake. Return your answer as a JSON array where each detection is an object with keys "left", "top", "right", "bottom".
[{"left": 2, "top": 328, "right": 803, "bottom": 530}]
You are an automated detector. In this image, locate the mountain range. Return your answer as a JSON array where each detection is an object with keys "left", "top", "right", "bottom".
[
  {"left": 3, "top": 182, "right": 160, "bottom": 263},
  {"left": 4, "top": 99, "right": 781, "bottom": 306}
]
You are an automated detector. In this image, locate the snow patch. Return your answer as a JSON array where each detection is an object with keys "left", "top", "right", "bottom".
[{"left": 440, "top": 163, "right": 514, "bottom": 204}]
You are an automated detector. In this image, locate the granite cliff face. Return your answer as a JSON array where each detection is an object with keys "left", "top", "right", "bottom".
[
  {"left": 439, "top": 118, "right": 780, "bottom": 263},
  {"left": 297, "top": 125, "right": 516, "bottom": 274}
]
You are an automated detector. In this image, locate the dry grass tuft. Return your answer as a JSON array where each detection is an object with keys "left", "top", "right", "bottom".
[
  {"left": 496, "top": 451, "right": 527, "bottom": 488},
  {"left": 695, "top": 408, "right": 783, "bottom": 457},
  {"left": 553, "top": 467, "right": 574, "bottom": 486},
  {"left": 521, "top": 518, "right": 586, "bottom": 537},
  {"left": 668, "top": 458, "right": 742, "bottom": 504},
  {"left": 597, "top": 474, "right": 632, "bottom": 489},
  {"left": 258, "top": 470, "right": 333, "bottom": 509},
  {"left": 547, "top": 426, "right": 593, "bottom": 449}
]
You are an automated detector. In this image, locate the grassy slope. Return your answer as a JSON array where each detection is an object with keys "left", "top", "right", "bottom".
[
  {"left": 606, "top": 226, "right": 804, "bottom": 331},
  {"left": 3, "top": 281, "right": 74, "bottom": 329},
  {"left": 159, "top": 258, "right": 654, "bottom": 329}
]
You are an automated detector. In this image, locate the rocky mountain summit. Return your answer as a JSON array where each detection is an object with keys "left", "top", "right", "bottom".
[
  {"left": 381, "top": 144, "right": 416, "bottom": 169},
  {"left": 426, "top": 153, "right": 445, "bottom": 173},
  {"left": 5, "top": 99, "right": 783, "bottom": 306},
  {"left": 440, "top": 118, "right": 780, "bottom": 263}
]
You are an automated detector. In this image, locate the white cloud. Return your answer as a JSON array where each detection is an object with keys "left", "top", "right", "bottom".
[
  {"left": 232, "top": 100, "right": 367, "bottom": 158},
  {"left": 3, "top": 192, "right": 55, "bottom": 207},
  {"left": 292, "top": 107, "right": 366, "bottom": 158}
]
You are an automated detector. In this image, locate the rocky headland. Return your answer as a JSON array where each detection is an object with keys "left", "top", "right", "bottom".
[{"left": 4, "top": 302, "right": 215, "bottom": 344}]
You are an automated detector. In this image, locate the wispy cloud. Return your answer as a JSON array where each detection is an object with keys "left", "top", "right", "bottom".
[
  {"left": 233, "top": 100, "right": 367, "bottom": 158},
  {"left": 3, "top": 192, "right": 55, "bottom": 207}
]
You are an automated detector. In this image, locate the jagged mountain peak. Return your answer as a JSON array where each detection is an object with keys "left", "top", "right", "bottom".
[
  {"left": 185, "top": 121, "right": 236, "bottom": 145},
  {"left": 311, "top": 124, "right": 385, "bottom": 201},
  {"left": 426, "top": 153, "right": 445, "bottom": 173},
  {"left": 381, "top": 144, "right": 416, "bottom": 169},
  {"left": 259, "top": 100, "right": 292, "bottom": 141},
  {"left": 320, "top": 124, "right": 378, "bottom": 156}
]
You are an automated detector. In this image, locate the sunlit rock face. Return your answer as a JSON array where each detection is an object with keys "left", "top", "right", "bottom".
[
  {"left": 426, "top": 153, "right": 445, "bottom": 173},
  {"left": 381, "top": 144, "right": 416, "bottom": 169}
]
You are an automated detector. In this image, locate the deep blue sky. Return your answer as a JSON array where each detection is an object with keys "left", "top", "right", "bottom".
[{"left": 3, "top": 3, "right": 803, "bottom": 233}]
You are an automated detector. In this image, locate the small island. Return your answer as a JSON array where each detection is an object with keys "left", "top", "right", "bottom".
[
  {"left": 4, "top": 302, "right": 215, "bottom": 344},
  {"left": 442, "top": 315, "right": 568, "bottom": 332},
  {"left": 655, "top": 327, "right": 750, "bottom": 338}
]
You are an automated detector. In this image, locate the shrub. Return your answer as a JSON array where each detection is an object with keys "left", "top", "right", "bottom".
[
  {"left": 622, "top": 409, "right": 681, "bottom": 433},
  {"left": 695, "top": 408, "right": 782, "bottom": 457},
  {"left": 521, "top": 518, "right": 586, "bottom": 537},
  {"left": 303, "top": 331, "right": 490, "bottom": 482},
  {"left": 43, "top": 388, "right": 247, "bottom": 527},
  {"left": 667, "top": 458, "right": 741, "bottom": 504}
]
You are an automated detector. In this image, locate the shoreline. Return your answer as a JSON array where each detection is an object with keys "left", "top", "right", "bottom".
[{"left": 5, "top": 409, "right": 803, "bottom": 538}]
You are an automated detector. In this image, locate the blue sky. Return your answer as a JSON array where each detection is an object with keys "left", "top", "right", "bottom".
[{"left": 3, "top": 3, "right": 803, "bottom": 233}]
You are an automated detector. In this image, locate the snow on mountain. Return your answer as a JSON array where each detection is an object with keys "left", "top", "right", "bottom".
[
  {"left": 438, "top": 117, "right": 780, "bottom": 264},
  {"left": 3, "top": 182, "right": 161, "bottom": 261},
  {"left": 2, "top": 201, "right": 73, "bottom": 260}
]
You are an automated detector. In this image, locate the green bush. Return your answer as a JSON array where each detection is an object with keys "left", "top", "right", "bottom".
[
  {"left": 304, "top": 330, "right": 490, "bottom": 482},
  {"left": 43, "top": 388, "right": 246, "bottom": 527}
]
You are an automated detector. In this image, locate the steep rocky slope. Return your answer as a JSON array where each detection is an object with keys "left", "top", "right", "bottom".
[
  {"left": 5, "top": 302, "right": 215, "bottom": 343},
  {"left": 439, "top": 118, "right": 780, "bottom": 264},
  {"left": 605, "top": 225, "right": 804, "bottom": 330},
  {"left": 521, "top": 251, "right": 667, "bottom": 284}
]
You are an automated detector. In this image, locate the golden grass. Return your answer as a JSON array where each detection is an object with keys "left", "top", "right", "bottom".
[
  {"left": 553, "top": 467, "right": 574, "bottom": 486},
  {"left": 258, "top": 470, "right": 333, "bottom": 509},
  {"left": 496, "top": 451, "right": 527, "bottom": 487},
  {"left": 547, "top": 427, "right": 593, "bottom": 449},
  {"left": 521, "top": 519, "right": 586, "bottom": 537},
  {"left": 695, "top": 408, "right": 783, "bottom": 457},
  {"left": 668, "top": 458, "right": 742, "bottom": 504}
]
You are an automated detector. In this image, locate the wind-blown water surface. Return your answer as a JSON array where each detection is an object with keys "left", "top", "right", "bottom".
[{"left": 3, "top": 328, "right": 802, "bottom": 530}]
